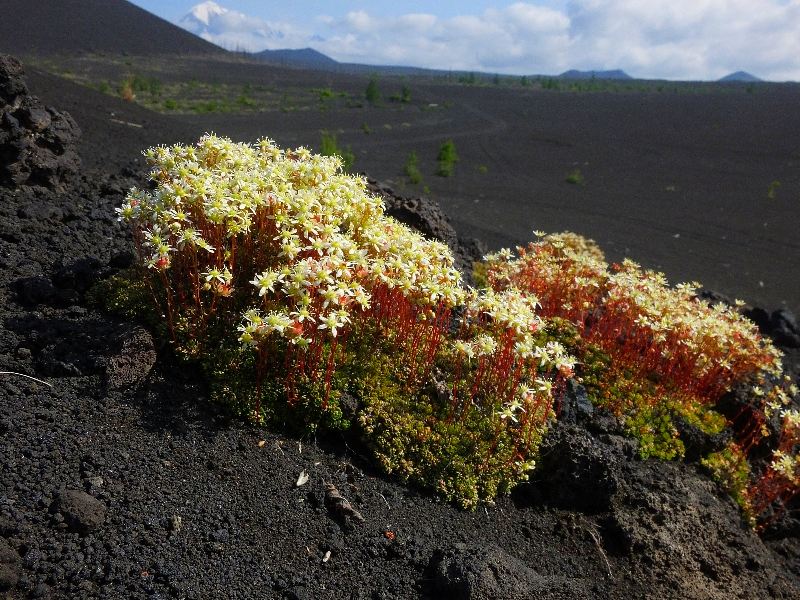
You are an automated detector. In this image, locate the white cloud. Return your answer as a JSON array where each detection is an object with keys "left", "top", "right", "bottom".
[
  {"left": 316, "top": 4, "right": 571, "bottom": 73},
  {"left": 178, "top": 1, "right": 307, "bottom": 51},
  {"left": 565, "top": 0, "right": 800, "bottom": 80},
  {"left": 176, "top": 1, "right": 800, "bottom": 80}
]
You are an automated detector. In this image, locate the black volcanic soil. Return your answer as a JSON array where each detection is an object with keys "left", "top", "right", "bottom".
[{"left": 2, "top": 55, "right": 800, "bottom": 599}]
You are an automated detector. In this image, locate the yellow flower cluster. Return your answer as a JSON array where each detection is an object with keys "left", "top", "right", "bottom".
[
  {"left": 117, "top": 134, "right": 465, "bottom": 349},
  {"left": 770, "top": 409, "right": 800, "bottom": 484},
  {"left": 604, "top": 259, "right": 785, "bottom": 390},
  {"left": 483, "top": 231, "right": 607, "bottom": 322},
  {"left": 450, "top": 286, "right": 574, "bottom": 428},
  {"left": 482, "top": 230, "right": 799, "bottom": 522},
  {"left": 484, "top": 231, "right": 785, "bottom": 402},
  {"left": 770, "top": 450, "right": 800, "bottom": 484}
]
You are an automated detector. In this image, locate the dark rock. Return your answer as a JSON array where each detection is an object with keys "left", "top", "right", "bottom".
[
  {"left": 674, "top": 415, "right": 732, "bottom": 462},
  {"left": 109, "top": 251, "right": 135, "bottom": 269},
  {"left": 380, "top": 193, "right": 458, "bottom": 249},
  {"left": 51, "top": 489, "right": 106, "bottom": 533},
  {"left": 697, "top": 289, "right": 733, "bottom": 307},
  {"left": 534, "top": 425, "right": 621, "bottom": 512},
  {"left": 771, "top": 309, "right": 800, "bottom": 348},
  {"left": 104, "top": 326, "right": 157, "bottom": 392},
  {"left": 608, "top": 458, "right": 799, "bottom": 597},
  {"left": 429, "top": 543, "right": 586, "bottom": 599},
  {"left": 0, "top": 537, "right": 21, "bottom": 591},
  {"left": 0, "top": 54, "right": 81, "bottom": 189},
  {"left": 772, "top": 309, "right": 799, "bottom": 334},
  {"left": 21, "top": 106, "right": 51, "bottom": 132},
  {"left": 558, "top": 379, "right": 594, "bottom": 425},
  {"left": 0, "top": 55, "right": 27, "bottom": 104},
  {"left": 324, "top": 482, "right": 364, "bottom": 524},
  {"left": 52, "top": 257, "right": 103, "bottom": 293},
  {"left": 337, "top": 391, "right": 360, "bottom": 420},
  {"left": 365, "top": 178, "right": 481, "bottom": 281},
  {"left": 743, "top": 305, "right": 800, "bottom": 347},
  {"left": 2, "top": 110, "right": 19, "bottom": 130},
  {"left": 210, "top": 528, "right": 229, "bottom": 543},
  {"left": 743, "top": 306, "right": 772, "bottom": 331},
  {"left": 14, "top": 276, "right": 55, "bottom": 305}
]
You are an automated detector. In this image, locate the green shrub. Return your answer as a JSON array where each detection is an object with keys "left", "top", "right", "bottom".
[
  {"left": 436, "top": 140, "right": 459, "bottom": 177},
  {"left": 767, "top": 179, "right": 781, "bottom": 199},
  {"left": 314, "top": 87, "right": 335, "bottom": 101},
  {"left": 702, "top": 444, "right": 753, "bottom": 517},
  {"left": 125, "top": 74, "right": 162, "bottom": 96},
  {"left": 237, "top": 94, "right": 256, "bottom": 108},
  {"left": 365, "top": 75, "right": 380, "bottom": 105},
  {"left": 565, "top": 168, "right": 584, "bottom": 185},
  {"left": 459, "top": 72, "right": 477, "bottom": 85},
  {"left": 404, "top": 151, "right": 422, "bottom": 184}
]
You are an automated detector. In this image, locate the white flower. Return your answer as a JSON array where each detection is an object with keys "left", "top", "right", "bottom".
[{"left": 250, "top": 270, "right": 283, "bottom": 296}]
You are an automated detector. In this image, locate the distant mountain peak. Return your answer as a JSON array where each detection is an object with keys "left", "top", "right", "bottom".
[
  {"left": 180, "top": 2, "right": 230, "bottom": 32},
  {"left": 185, "top": 1, "right": 227, "bottom": 27},
  {"left": 178, "top": 1, "right": 284, "bottom": 51},
  {"left": 719, "top": 71, "right": 761, "bottom": 82},
  {"left": 252, "top": 48, "right": 339, "bottom": 69}
]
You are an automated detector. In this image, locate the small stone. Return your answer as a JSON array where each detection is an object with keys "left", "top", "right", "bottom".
[
  {"left": 210, "top": 528, "right": 229, "bottom": 543},
  {"left": 22, "top": 107, "right": 51, "bottom": 132},
  {"left": 104, "top": 326, "right": 157, "bottom": 392},
  {"left": 169, "top": 515, "right": 182, "bottom": 533},
  {"left": 52, "top": 490, "right": 106, "bottom": 533},
  {"left": 0, "top": 538, "right": 21, "bottom": 592}
]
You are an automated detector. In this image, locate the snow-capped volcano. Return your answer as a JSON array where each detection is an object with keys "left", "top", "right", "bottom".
[
  {"left": 179, "top": 1, "right": 227, "bottom": 30},
  {"left": 178, "top": 1, "right": 288, "bottom": 52}
]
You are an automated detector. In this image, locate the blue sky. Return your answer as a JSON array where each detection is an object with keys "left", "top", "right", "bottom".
[
  {"left": 130, "top": 1, "right": 569, "bottom": 23},
  {"left": 128, "top": 1, "right": 800, "bottom": 81}
]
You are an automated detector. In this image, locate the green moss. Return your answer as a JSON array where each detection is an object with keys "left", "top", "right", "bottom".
[
  {"left": 338, "top": 341, "right": 536, "bottom": 509},
  {"left": 622, "top": 403, "right": 684, "bottom": 460},
  {"left": 701, "top": 443, "right": 754, "bottom": 521},
  {"left": 87, "top": 269, "right": 159, "bottom": 327},
  {"left": 534, "top": 317, "right": 729, "bottom": 461},
  {"left": 471, "top": 261, "right": 489, "bottom": 289}
]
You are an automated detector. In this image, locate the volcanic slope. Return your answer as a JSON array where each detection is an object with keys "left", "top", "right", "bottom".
[{"left": 0, "top": 0, "right": 224, "bottom": 56}]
